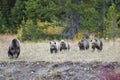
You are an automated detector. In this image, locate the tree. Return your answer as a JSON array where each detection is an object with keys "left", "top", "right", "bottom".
[
  {"left": 57, "top": 0, "right": 98, "bottom": 39},
  {"left": 106, "top": 3, "right": 119, "bottom": 39},
  {"left": 25, "top": 0, "right": 56, "bottom": 22},
  {"left": 11, "top": 0, "right": 26, "bottom": 28}
]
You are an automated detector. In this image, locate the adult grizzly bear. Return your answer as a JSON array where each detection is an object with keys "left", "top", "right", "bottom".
[
  {"left": 50, "top": 41, "right": 60, "bottom": 53},
  {"left": 91, "top": 38, "right": 103, "bottom": 51},
  {"left": 78, "top": 39, "right": 89, "bottom": 50},
  {"left": 8, "top": 38, "right": 20, "bottom": 59},
  {"left": 60, "top": 40, "right": 70, "bottom": 51}
]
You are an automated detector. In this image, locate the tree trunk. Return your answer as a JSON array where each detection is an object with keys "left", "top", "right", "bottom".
[{"left": 67, "top": 11, "right": 79, "bottom": 39}]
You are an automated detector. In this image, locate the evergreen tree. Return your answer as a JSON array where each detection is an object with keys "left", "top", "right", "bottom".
[
  {"left": 11, "top": 0, "right": 26, "bottom": 27},
  {"left": 25, "top": 0, "right": 56, "bottom": 22},
  {"left": 106, "top": 3, "right": 119, "bottom": 39}
]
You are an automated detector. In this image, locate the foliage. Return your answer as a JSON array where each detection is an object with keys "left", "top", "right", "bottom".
[
  {"left": 1, "top": 0, "right": 120, "bottom": 41},
  {"left": 105, "top": 3, "right": 120, "bottom": 39},
  {"left": 0, "top": 0, "right": 26, "bottom": 33},
  {"left": 73, "top": 32, "right": 83, "bottom": 40},
  {"left": 11, "top": 0, "right": 26, "bottom": 27},
  {"left": 17, "top": 19, "right": 40, "bottom": 41},
  {"left": 25, "top": 0, "right": 56, "bottom": 22},
  {"left": 98, "top": 66, "right": 120, "bottom": 80},
  {"left": 17, "top": 20, "right": 63, "bottom": 41}
]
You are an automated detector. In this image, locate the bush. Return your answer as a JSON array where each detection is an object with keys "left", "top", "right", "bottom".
[
  {"left": 97, "top": 66, "right": 120, "bottom": 80},
  {"left": 0, "top": 25, "right": 17, "bottom": 34},
  {"left": 73, "top": 32, "right": 83, "bottom": 40},
  {"left": 17, "top": 20, "right": 64, "bottom": 41},
  {"left": 17, "top": 19, "right": 40, "bottom": 41}
]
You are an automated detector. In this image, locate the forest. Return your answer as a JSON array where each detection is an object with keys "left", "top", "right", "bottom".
[
  {"left": 0, "top": 0, "right": 120, "bottom": 41},
  {"left": 0, "top": 1, "right": 120, "bottom": 79}
]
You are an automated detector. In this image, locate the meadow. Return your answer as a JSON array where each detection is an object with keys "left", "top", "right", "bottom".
[{"left": 0, "top": 34, "right": 120, "bottom": 62}]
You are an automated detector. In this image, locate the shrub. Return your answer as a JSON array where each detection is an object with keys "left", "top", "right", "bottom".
[
  {"left": 0, "top": 25, "right": 17, "bottom": 34},
  {"left": 17, "top": 19, "right": 40, "bottom": 41},
  {"left": 43, "top": 26, "right": 64, "bottom": 35},
  {"left": 17, "top": 20, "right": 64, "bottom": 41},
  {"left": 73, "top": 32, "right": 83, "bottom": 40},
  {"left": 98, "top": 66, "right": 120, "bottom": 80}
]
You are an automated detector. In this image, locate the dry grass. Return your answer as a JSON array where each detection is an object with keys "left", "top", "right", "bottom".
[{"left": 0, "top": 34, "right": 120, "bottom": 62}]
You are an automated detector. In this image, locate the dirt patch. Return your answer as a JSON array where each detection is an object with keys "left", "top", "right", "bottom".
[{"left": 0, "top": 61, "right": 120, "bottom": 80}]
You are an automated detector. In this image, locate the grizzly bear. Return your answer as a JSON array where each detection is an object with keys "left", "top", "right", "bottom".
[
  {"left": 60, "top": 40, "right": 70, "bottom": 51},
  {"left": 50, "top": 41, "right": 60, "bottom": 53},
  {"left": 78, "top": 39, "right": 89, "bottom": 50},
  {"left": 91, "top": 38, "right": 103, "bottom": 51},
  {"left": 8, "top": 38, "right": 20, "bottom": 59}
]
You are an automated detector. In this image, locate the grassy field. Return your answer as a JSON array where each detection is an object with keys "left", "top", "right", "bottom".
[{"left": 0, "top": 34, "right": 120, "bottom": 62}]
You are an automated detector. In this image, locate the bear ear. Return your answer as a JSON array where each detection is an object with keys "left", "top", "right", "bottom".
[
  {"left": 50, "top": 42, "right": 51, "bottom": 44},
  {"left": 54, "top": 42, "right": 56, "bottom": 44},
  {"left": 81, "top": 39, "right": 84, "bottom": 42},
  {"left": 95, "top": 39, "right": 97, "bottom": 41}
]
